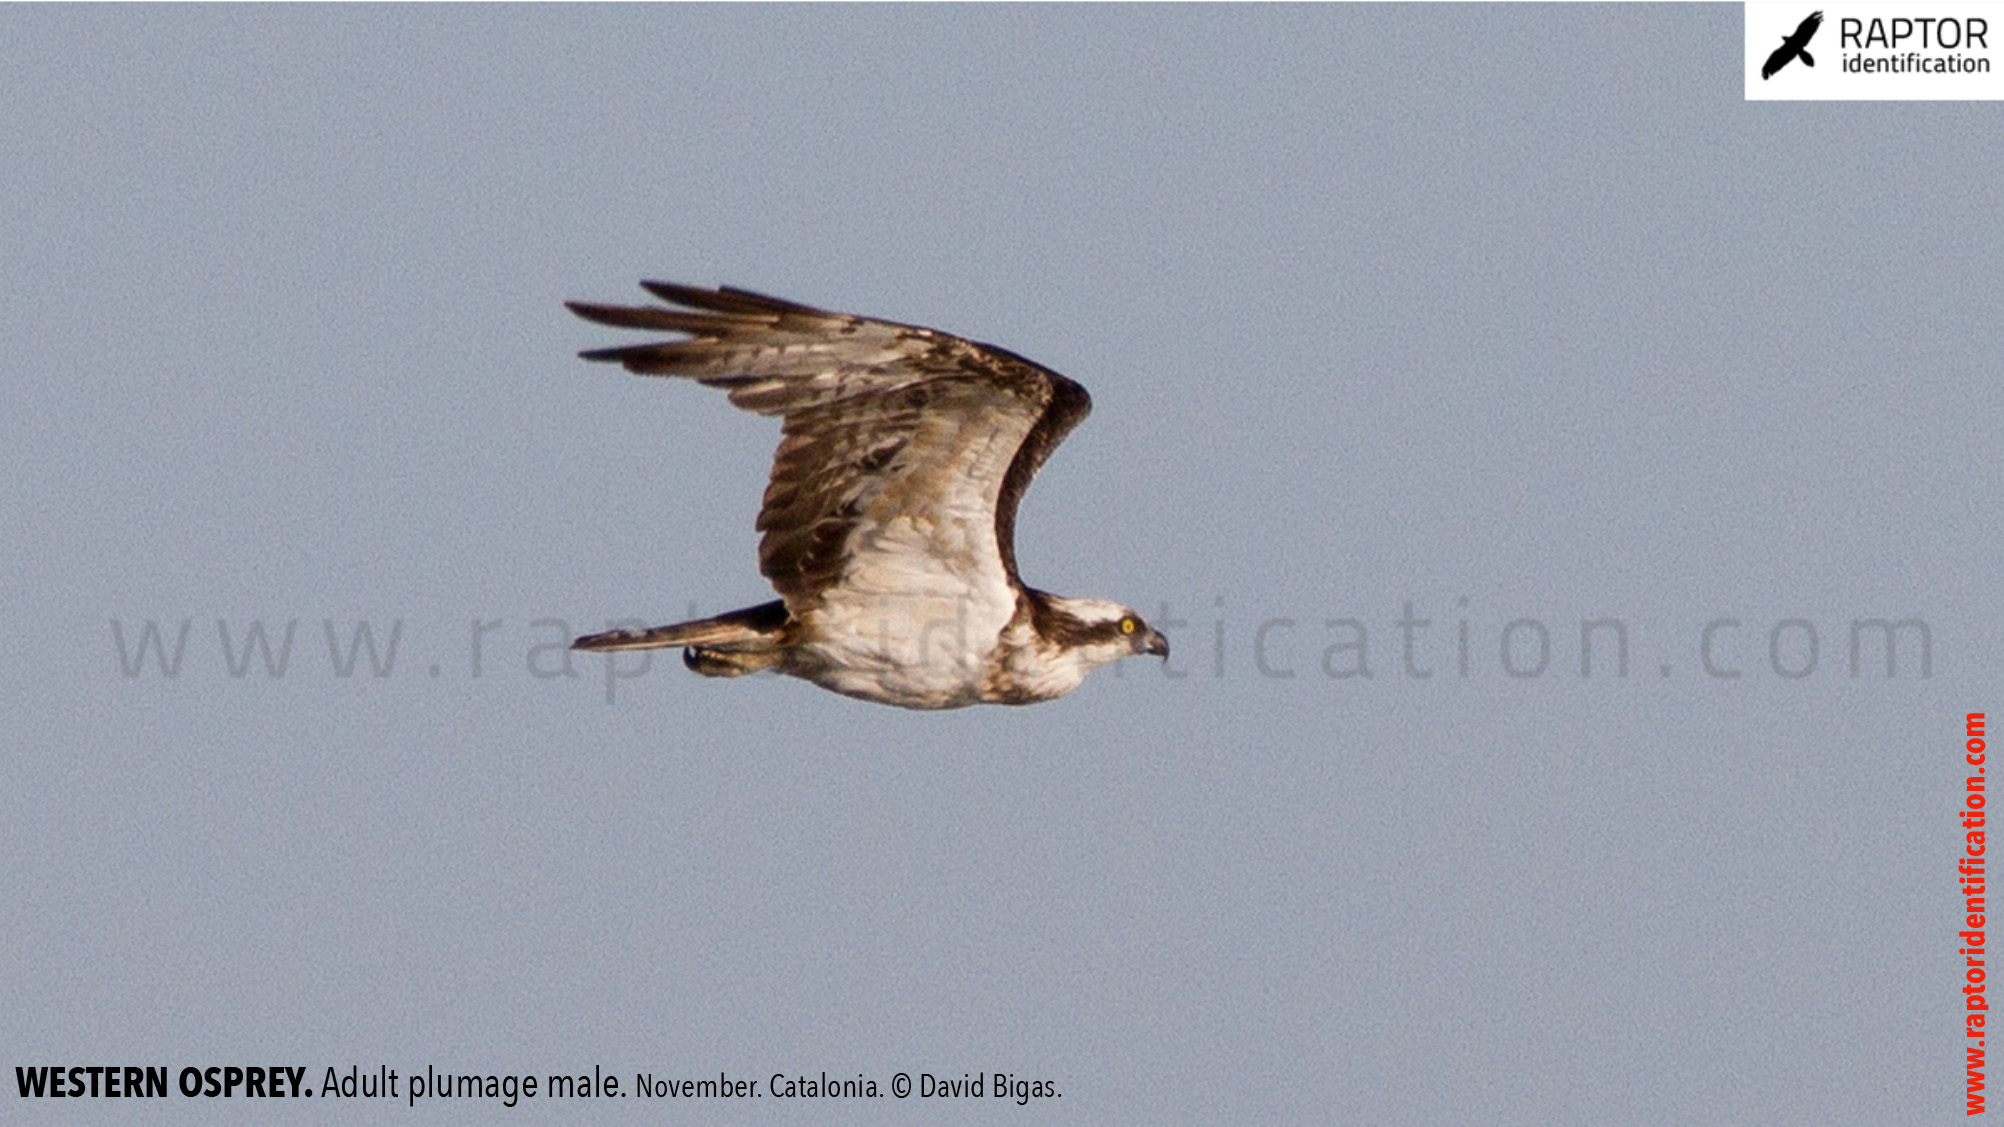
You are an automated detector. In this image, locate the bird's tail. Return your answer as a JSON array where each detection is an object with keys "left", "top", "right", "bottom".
[
  {"left": 1802, "top": 50, "right": 1815, "bottom": 67},
  {"left": 572, "top": 599, "right": 788, "bottom": 677}
]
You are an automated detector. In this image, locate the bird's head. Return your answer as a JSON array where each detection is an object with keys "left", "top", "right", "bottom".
[{"left": 1035, "top": 595, "right": 1170, "bottom": 668}]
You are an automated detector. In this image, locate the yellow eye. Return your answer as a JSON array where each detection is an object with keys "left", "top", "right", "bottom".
[{"left": 1120, "top": 617, "right": 1137, "bottom": 635}]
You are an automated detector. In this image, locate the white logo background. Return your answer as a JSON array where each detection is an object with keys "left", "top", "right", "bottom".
[{"left": 1746, "top": 2, "right": 2004, "bottom": 99}]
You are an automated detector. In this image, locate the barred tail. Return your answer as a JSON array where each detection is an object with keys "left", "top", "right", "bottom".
[{"left": 572, "top": 600, "right": 788, "bottom": 677}]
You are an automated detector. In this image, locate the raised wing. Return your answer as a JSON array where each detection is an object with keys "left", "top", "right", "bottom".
[
  {"left": 566, "top": 284, "right": 1091, "bottom": 611},
  {"left": 1791, "top": 10, "right": 1823, "bottom": 49}
]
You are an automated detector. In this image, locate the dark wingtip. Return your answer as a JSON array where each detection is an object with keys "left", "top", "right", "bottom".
[
  {"left": 638, "top": 280, "right": 717, "bottom": 307},
  {"left": 641, "top": 281, "right": 820, "bottom": 316},
  {"left": 568, "top": 299, "right": 743, "bottom": 337}
]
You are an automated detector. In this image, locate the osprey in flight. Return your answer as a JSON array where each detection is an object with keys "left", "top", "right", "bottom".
[
  {"left": 1762, "top": 10, "right": 1822, "bottom": 79},
  {"left": 565, "top": 283, "right": 1169, "bottom": 709}
]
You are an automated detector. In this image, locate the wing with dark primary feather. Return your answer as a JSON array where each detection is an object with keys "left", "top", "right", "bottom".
[
  {"left": 566, "top": 284, "right": 1091, "bottom": 612},
  {"left": 1791, "top": 10, "right": 1824, "bottom": 49}
]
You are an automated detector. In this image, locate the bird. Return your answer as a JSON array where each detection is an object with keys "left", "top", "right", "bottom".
[
  {"left": 564, "top": 283, "right": 1169, "bottom": 709},
  {"left": 1762, "top": 10, "right": 1823, "bottom": 79}
]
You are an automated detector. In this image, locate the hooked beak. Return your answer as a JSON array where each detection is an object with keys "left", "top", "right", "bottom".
[{"left": 1145, "top": 630, "right": 1170, "bottom": 659}]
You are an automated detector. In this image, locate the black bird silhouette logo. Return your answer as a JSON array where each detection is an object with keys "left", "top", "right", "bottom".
[{"left": 1763, "top": 11, "right": 1824, "bottom": 79}]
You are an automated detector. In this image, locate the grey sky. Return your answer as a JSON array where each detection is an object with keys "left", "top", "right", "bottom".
[{"left": 3, "top": 6, "right": 1996, "bottom": 1124}]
